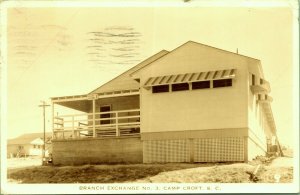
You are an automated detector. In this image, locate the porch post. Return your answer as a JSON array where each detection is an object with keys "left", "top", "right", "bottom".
[
  {"left": 116, "top": 112, "right": 120, "bottom": 136},
  {"left": 72, "top": 116, "right": 75, "bottom": 138},
  {"left": 92, "top": 98, "right": 96, "bottom": 137}
]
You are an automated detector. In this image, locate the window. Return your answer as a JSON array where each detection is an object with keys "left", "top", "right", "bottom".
[
  {"left": 100, "top": 105, "right": 111, "bottom": 125},
  {"left": 252, "top": 74, "right": 256, "bottom": 85},
  {"left": 152, "top": 85, "right": 169, "bottom": 93},
  {"left": 260, "top": 78, "right": 264, "bottom": 85},
  {"left": 38, "top": 145, "right": 40, "bottom": 149},
  {"left": 213, "top": 79, "right": 232, "bottom": 88},
  {"left": 33, "top": 145, "right": 36, "bottom": 149},
  {"left": 172, "top": 83, "right": 189, "bottom": 91},
  {"left": 192, "top": 81, "right": 210, "bottom": 90},
  {"left": 18, "top": 145, "right": 23, "bottom": 150}
]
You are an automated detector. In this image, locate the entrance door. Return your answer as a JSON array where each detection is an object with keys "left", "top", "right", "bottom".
[{"left": 100, "top": 105, "right": 111, "bottom": 125}]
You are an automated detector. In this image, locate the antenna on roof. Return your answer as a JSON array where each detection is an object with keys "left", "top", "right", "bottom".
[{"left": 236, "top": 48, "right": 239, "bottom": 54}]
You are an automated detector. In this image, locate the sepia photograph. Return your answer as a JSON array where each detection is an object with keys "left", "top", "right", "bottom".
[{"left": 1, "top": 0, "right": 299, "bottom": 194}]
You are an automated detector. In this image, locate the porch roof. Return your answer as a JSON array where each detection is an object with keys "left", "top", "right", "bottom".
[
  {"left": 51, "top": 89, "right": 140, "bottom": 111},
  {"left": 143, "top": 69, "right": 236, "bottom": 87}
]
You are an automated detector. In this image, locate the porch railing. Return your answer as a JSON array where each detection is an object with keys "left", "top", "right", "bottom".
[{"left": 53, "top": 109, "right": 140, "bottom": 140}]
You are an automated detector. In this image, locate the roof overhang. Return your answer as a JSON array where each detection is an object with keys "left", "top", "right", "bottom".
[{"left": 143, "top": 69, "right": 236, "bottom": 88}]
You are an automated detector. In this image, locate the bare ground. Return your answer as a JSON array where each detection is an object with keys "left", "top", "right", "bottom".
[
  {"left": 7, "top": 157, "right": 42, "bottom": 169},
  {"left": 7, "top": 156, "right": 293, "bottom": 184},
  {"left": 7, "top": 163, "right": 212, "bottom": 183},
  {"left": 135, "top": 158, "right": 293, "bottom": 183},
  {"left": 6, "top": 148, "right": 294, "bottom": 184}
]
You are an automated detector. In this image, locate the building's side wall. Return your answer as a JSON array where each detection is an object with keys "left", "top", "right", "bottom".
[
  {"left": 247, "top": 72, "right": 273, "bottom": 160},
  {"left": 139, "top": 43, "right": 250, "bottom": 133},
  {"left": 7, "top": 144, "right": 33, "bottom": 157},
  {"left": 7, "top": 145, "right": 19, "bottom": 157},
  {"left": 52, "top": 137, "right": 142, "bottom": 165}
]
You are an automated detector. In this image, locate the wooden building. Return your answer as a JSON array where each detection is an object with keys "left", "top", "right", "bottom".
[
  {"left": 51, "top": 41, "right": 276, "bottom": 165},
  {"left": 7, "top": 132, "right": 52, "bottom": 158}
]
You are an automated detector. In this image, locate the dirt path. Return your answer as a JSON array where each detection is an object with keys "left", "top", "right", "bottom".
[
  {"left": 134, "top": 158, "right": 294, "bottom": 183},
  {"left": 7, "top": 157, "right": 42, "bottom": 170}
]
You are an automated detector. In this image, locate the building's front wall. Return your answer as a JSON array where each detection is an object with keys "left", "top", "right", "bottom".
[
  {"left": 139, "top": 43, "right": 250, "bottom": 133},
  {"left": 87, "top": 95, "right": 140, "bottom": 125},
  {"left": 92, "top": 95, "right": 139, "bottom": 112},
  {"left": 28, "top": 146, "right": 43, "bottom": 156},
  {"left": 136, "top": 42, "right": 259, "bottom": 162}
]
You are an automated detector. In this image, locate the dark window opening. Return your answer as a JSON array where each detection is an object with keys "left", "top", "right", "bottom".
[
  {"left": 152, "top": 85, "right": 169, "bottom": 93},
  {"left": 172, "top": 83, "right": 189, "bottom": 91},
  {"left": 260, "top": 78, "right": 264, "bottom": 85},
  {"left": 213, "top": 79, "right": 232, "bottom": 88},
  {"left": 100, "top": 105, "right": 111, "bottom": 125},
  {"left": 252, "top": 74, "right": 256, "bottom": 85},
  {"left": 192, "top": 81, "right": 210, "bottom": 90}
]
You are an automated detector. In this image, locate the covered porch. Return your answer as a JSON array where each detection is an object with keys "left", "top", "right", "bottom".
[{"left": 51, "top": 89, "right": 140, "bottom": 140}]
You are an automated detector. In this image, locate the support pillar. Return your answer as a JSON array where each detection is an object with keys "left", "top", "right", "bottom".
[
  {"left": 92, "top": 98, "right": 96, "bottom": 137},
  {"left": 116, "top": 112, "right": 120, "bottom": 136}
]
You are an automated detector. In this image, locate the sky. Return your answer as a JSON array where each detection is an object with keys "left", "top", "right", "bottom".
[{"left": 3, "top": 2, "right": 297, "bottom": 147}]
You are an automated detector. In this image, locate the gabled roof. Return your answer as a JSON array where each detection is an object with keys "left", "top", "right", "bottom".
[
  {"left": 8, "top": 132, "right": 52, "bottom": 145},
  {"left": 130, "top": 41, "right": 263, "bottom": 78},
  {"left": 52, "top": 40, "right": 265, "bottom": 103},
  {"left": 89, "top": 50, "right": 169, "bottom": 95}
]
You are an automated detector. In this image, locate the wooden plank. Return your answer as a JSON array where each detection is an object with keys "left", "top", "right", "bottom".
[
  {"left": 118, "top": 122, "right": 140, "bottom": 126},
  {"left": 61, "top": 119, "right": 89, "bottom": 123},
  {"left": 54, "top": 122, "right": 64, "bottom": 125},
  {"left": 117, "top": 115, "right": 140, "bottom": 119},
  {"left": 117, "top": 109, "right": 140, "bottom": 113},
  {"left": 52, "top": 96, "right": 88, "bottom": 103},
  {"left": 57, "top": 113, "right": 88, "bottom": 117},
  {"left": 92, "top": 98, "right": 96, "bottom": 138}
]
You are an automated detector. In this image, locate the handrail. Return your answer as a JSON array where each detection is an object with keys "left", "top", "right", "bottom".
[{"left": 53, "top": 108, "right": 140, "bottom": 139}]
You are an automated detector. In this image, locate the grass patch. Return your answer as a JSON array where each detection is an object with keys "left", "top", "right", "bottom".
[{"left": 8, "top": 163, "right": 206, "bottom": 183}]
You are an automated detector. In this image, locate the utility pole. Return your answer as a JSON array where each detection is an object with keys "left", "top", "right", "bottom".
[{"left": 39, "top": 100, "right": 50, "bottom": 165}]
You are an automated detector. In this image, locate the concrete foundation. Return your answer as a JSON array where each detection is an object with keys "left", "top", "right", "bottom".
[{"left": 52, "top": 136, "right": 142, "bottom": 165}]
